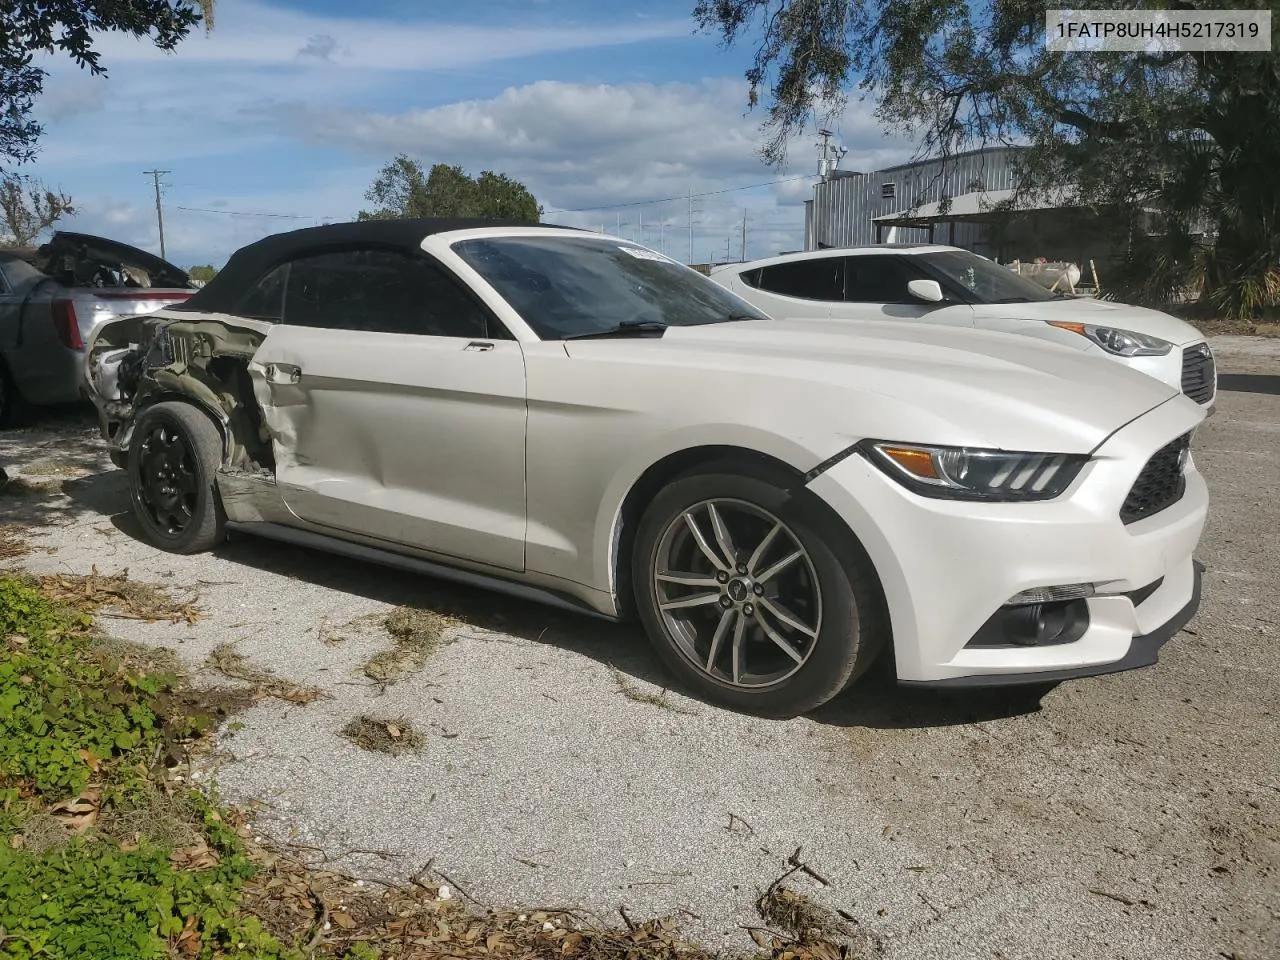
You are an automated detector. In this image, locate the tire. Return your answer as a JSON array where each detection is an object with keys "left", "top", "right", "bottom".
[
  {"left": 128, "top": 401, "right": 227, "bottom": 554},
  {"left": 631, "top": 464, "right": 886, "bottom": 718},
  {"left": 0, "top": 357, "right": 30, "bottom": 429}
]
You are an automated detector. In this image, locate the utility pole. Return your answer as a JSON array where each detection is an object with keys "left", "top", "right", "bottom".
[
  {"left": 687, "top": 186, "right": 693, "bottom": 264},
  {"left": 616, "top": 211, "right": 621, "bottom": 237},
  {"left": 638, "top": 210, "right": 643, "bottom": 247},
  {"left": 741, "top": 210, "right": 747, "bottom": 261},
  {"left": 143, "top": 169, "right": 170, "bottom": 259}
]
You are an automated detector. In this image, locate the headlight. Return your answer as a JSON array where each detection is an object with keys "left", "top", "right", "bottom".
[
  {"left": 859, "top": 440, "right": 1089, "bottom": 501},
  {"left": 1046, "top": 321, "right": 1173, "bottom": 357}
]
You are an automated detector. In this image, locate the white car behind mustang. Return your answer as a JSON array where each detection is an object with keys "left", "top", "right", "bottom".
[
  {"left": 83, "top": 221, "right": 1208, "bottom": 717},
  {"left": 711, "top": 245, "right": 1217, "bottom": 407}
]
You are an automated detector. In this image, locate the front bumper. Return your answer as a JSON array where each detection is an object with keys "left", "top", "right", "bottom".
[
  {"left": 807, "top": 395, "right": 1209, "bottom": 685},
  {"left": 1124, "top": 340, "right": 1216, "bottom": 407},
  {"left": 899, "top": 559, "right": 1203, "bottom": 688}
]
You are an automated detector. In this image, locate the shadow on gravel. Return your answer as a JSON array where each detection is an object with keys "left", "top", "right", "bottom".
[
  {"left": 1217, "top": 372, "right": 1280, "bottom": 396},
  {"left": 810, "top": 663, "right": 1052, "bottom": 730}
]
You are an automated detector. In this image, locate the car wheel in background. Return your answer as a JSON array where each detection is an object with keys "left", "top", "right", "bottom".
[
  {"left": 128, "top": 401, "right": 227, "bottom": 554},
  {"left": 0, "top": 357, "right": 30, "bottom": 428},
  {"left": 632, "top": 465, "right": 886, "bottom": 718}
]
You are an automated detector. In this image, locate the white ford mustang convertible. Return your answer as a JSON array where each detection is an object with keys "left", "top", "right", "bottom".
[{"left": 84, "top": 220, "right": 1208, "bottom": 717}]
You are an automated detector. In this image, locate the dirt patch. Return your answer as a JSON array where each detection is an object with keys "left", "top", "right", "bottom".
[
  {"left": 363, "top": 605, "right": 458, "bottom": 684},
  {"left": 206, "top": 643, "right": 323, "bottom": 705},
  {"left": 19, "top": 458, "right": 89, "bottom": 478},
  {"left": 608, "top": 665, "right": 697, "bottom": 715},
  {"left": 339, "top": 715, "right": 427, "bottom": 756},
  {"left": 0, "top": 474, "right": 66, "bottom": 498},
  {"left": 1194, "top": 318, "right": 1280, "bottom": 337},
  {"left": 91, "top": 634, "right": 182, "bottom": 675},
  {"left": 0, "top": 523, "right": 30, "bottom": 560},
  {"left": 38, "top": 567, "right": 202, "bottom": 624},
  {"left": 97, "top": 782, "right": 203, "bottom": 851}
]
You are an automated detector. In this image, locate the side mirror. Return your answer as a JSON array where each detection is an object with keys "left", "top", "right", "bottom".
[{"left": 907, "top": 279, "right": 944, "bottom": 303}]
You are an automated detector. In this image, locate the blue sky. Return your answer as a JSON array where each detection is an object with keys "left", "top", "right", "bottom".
[{"left": 24, "top": 0, "right": 911, "bottom": 267}]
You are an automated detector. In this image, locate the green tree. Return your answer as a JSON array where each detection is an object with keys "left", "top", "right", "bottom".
[
  {"left": 696, "top": 0, "right": 1280, "bottom": 318},
  {"left": 1, "top": 1, "right": 214, "bottom": 165},
  {"left": 358, "top": 155, "right": 543, "bottom": 222},
  {"left": 188, "top": 263, "right": 218, "bottom": 284},
  {"left": 0, "top": 171, "right": 74, "bottom": 245}
]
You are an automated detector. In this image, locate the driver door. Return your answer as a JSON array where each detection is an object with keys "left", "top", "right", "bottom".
[{"left": 248, "top": 246, "right": 528, "bottom": 572}]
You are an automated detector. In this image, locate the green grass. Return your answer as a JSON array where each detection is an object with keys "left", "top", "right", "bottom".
[{"left": 0, "top": 576, "right": 302, "bottom": 960}]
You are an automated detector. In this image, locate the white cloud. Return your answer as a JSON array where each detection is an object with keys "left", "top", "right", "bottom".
[{"left": 262, "top": 78, "right": 910, "bottom": 260}]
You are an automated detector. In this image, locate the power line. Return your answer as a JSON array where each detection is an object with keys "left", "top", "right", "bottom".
[
  {"left": 175, "top": 205, "right": 312, "bottom": 220},
  {"left": 545, "top": 175, "right": 816, "bottom": 214}
]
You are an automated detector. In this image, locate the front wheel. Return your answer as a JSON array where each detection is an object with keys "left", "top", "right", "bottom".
[
  {"left": 631, "top": 468, "right": 885, "bottom": 718},
  {"left": 128, "top": 402, "right": 227, "bottom": 554}
]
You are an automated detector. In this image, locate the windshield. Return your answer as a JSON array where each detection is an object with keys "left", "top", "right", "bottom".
[
  {"left": 919, "top": 250, "right": 1058, "bottom": 303},
  {"left": 451, "top": 235, "right": 769, "bottom": 339}
]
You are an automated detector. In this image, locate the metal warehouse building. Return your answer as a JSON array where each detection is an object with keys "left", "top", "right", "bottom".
[{"left": 803, "top": 146, "right": 1111, "bottom": 267}]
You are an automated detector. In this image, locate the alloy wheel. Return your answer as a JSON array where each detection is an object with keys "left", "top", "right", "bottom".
[{"left": 650, "top": 498, "right": 823, "bottom": 688}]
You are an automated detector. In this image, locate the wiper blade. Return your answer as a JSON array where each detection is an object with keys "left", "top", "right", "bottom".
[
  {"left": 564, "top": 320, "right": 668, "bottom": 340},
  {"left": 991, "top": 296, "right": 1032, "bottom": 304}
]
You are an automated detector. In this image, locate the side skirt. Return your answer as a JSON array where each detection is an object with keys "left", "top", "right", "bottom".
[{"left": 224, "top": 520, "right": 618, "bottom": 622}]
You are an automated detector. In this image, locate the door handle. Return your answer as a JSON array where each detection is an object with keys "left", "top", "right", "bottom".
[
  {"left": 265, "top": 363, "right": 301, "bottom": 384},
  {"left": 463, "top": 341, "right": 494, "bottom": 352}
]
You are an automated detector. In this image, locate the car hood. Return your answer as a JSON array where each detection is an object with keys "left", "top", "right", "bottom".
[
  {"left": 565, "top": 318, "right": 1191, "bottom": 454},
  {"left": 974, "top": 297, "right": 1203, "bottom": 346}
]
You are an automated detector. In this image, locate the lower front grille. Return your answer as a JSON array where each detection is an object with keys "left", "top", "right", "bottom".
[
  {"left": 1121, "top": 434, "right": 1190, "bottom": 525},
  {"left": 1181, "top": 344, "right": 1215, "bottom": 404}
]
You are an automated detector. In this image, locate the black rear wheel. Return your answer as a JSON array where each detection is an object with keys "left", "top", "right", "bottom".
[
  {"left": 0, "top": 357, "right": 29, "bottom": 429},
  {"left": 128, "top": 402, "right": 227, "bottom": 554}
]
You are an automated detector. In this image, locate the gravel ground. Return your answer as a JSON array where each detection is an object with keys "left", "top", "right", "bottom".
[{"left": 2, "top": 335, "right": 1277, "bottom": 959}]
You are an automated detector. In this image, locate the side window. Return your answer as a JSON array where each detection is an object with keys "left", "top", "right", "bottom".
[
  {"left": 738, "top": 267, "right": 764, "bottom": 289},
  {"left": 284, "top": 248, "right": 492, "bottom": 338},
  {"left": 236, "top": 264, "right": 287, "bottom": 321},
  {"left": 843, "top": 257, "right": 923, "bottom": 304},
  {"left": 755, "top": 259, "right": 843, "bottom": 301}
]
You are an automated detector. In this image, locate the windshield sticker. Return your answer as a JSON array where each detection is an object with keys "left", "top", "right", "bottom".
[{"left": 618, "top": 245, "right": 673, "bottom": 263}]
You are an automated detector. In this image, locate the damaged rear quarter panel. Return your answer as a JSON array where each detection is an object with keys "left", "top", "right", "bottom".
[{"left": 86, "top": 312, "right": 276, "bottom": 472}]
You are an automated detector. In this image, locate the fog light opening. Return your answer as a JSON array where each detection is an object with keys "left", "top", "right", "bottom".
[{"left": 966, "top": 598, "right": 1091, "bottom": 649}]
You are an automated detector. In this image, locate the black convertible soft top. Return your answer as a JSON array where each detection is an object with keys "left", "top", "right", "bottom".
[{"left": 173, "top": 218, "right": 578, "bottom": 316}]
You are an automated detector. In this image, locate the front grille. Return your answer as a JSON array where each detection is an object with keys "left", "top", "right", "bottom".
[
  {"left": 1181, "top": 344, "right": 1215, "bottom": 404},
  {"left": 1120, "top": 434, "right": 1190, "bottom": 524}
]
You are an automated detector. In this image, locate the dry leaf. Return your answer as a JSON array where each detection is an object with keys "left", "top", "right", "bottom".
[
  {"left": 387, "top": 723, "right": 402, "bottom": 739},
  {"left": 50, "top": 794, "right": 99, "bottom": 834},
  {"left": 78, "top": 749, "right": 100, "bottom": 772},
  {"left": 332, "top": 911, "right": 357, "bottom": 930},
  {"left": 175, "top": 914, "right": 200, "bottom": 957},
  {"left": 170, "top": 839, "right": 220, "bottom": 870}
]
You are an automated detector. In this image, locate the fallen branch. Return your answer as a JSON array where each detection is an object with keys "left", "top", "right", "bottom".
[{"left": 788, "top": 846, "right": 833, "bottom": 887}]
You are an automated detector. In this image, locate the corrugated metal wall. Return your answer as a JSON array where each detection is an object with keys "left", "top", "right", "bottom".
[{"left": 805, "top": 147, "right": 1022, "bottom": 252}]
